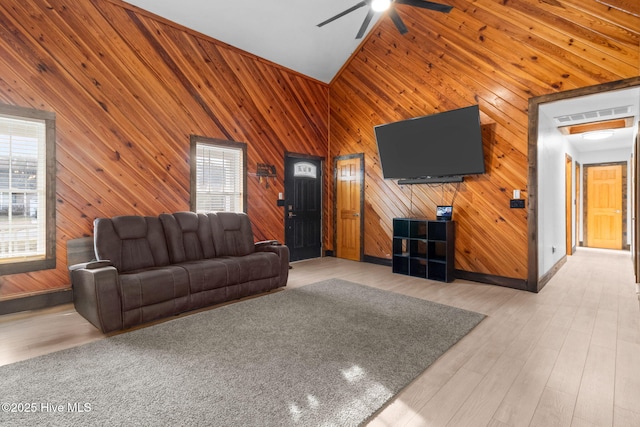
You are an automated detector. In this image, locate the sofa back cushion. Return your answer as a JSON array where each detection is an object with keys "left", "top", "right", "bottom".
[
  {"left": 160, "top": 211, "right": 220, "bottom": 262},
  {"left": 94, "top": 216, "right": 170, "bottom": 272},
  {"left": 213, "top": 212, "right": 255, "bottom": 257}
]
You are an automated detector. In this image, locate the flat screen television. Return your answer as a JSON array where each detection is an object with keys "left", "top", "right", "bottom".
[{"left": 374, "top": 105, "right": 485, "bottom": 184}]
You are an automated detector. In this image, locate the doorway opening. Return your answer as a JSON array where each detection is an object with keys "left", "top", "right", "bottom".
[{"left": 528, "top": 76, "right": 640, "bottom": 292}]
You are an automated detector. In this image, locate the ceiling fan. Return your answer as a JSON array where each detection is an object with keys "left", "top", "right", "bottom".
[{"left": 317, "top": 0, "right": 453, "bottom": 39}]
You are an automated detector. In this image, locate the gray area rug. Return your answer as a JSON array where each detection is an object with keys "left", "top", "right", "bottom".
[{"left": 1, "top": 279, "right": 485, "bottom": 426}]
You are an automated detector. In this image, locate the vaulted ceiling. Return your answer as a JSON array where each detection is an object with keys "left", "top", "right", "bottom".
[{"left": 124, "top": 0, "right": 394, "bottom": 83}]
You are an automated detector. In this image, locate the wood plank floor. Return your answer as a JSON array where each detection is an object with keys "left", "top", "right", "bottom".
[{"left": 1, "top": 247, "right": 639, "bottom": 426}]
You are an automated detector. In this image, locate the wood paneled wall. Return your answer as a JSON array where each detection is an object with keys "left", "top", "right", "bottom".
[
  {"left": 327, "top": 0, "right": 640, "bottom": 281},
  {"left": 1, "top": 0, "right": 638, "bottom": 298},
  {"left": 0, "top": 0, "right": 328, "bottom": 298}
]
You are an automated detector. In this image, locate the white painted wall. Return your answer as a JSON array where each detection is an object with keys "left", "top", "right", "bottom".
[{"left": 537, "top": 116, "right": 576, "bottom": 276}]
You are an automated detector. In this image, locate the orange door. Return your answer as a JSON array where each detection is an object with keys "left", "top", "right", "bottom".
[
  {"left": 587, "top": 164, "right": 623, "bottom": 249},
  {"left": 336, "top": 157, "right": 362, "bottom": 261}
]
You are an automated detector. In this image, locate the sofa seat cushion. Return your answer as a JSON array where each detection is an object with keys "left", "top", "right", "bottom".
[
  {"left": 119, "top": 265, "right": 189, "bottom": 311},
  {"left": 225, "top": 252, "right": 281, "bottom": 283},
  {"left": 175, "top": 258, "right": 241, "bottom": 294}
]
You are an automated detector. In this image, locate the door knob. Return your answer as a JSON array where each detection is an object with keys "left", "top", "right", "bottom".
[{"left": 353, "top": 213, "right": 360, "bottom": 217}]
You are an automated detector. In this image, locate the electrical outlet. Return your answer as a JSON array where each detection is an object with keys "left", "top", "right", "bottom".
[{"left": 510, "top": 199, "right": 525, "bottom": 208}]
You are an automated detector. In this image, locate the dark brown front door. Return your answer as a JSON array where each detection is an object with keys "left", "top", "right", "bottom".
[{"left": 284, "top": 154, "right": 322, "bottom": 262}]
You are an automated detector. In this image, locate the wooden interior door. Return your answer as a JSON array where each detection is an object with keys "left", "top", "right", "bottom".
[
  {"left": 566, "top": 154, "right": 573, "bottom": 255},
  {"left": 335, "top": 155, "right": 363, "bottom": 261},
  {"left": 586, "top": 164, "right": 623, "bottom": 249}
]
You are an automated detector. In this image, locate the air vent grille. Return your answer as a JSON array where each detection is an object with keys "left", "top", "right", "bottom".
[{"left": 555, "top": 105, "right": 632, "bottom": 124}]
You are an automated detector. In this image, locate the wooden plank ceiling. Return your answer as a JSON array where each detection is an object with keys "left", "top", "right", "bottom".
[{"left": 598, "top": 0, "right": 640, "bottom": 17}]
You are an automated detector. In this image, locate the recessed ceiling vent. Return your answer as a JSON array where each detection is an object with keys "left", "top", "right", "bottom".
[{"left": 554, "top": 105, "right": 633, "bottom": 125}]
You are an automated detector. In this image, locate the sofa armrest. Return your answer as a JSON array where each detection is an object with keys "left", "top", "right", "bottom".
[
  {"left": 69, "top": 260, "right": 114, "bottom": 271},
  {"left": 254, "top": 240, "right": 279, "bottom": 248},
  {"left": 70, "top": 264, "right": 123, "bottom": 333},
  {"left": 255, "top": 242, "right": 289, "bottom": 287}
]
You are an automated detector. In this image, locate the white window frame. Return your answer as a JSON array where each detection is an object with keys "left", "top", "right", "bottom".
[
  {"left": 0, "top": 104, "right": 56, "bottom": 275},
  {"left": 190, "top": 135, "right": 247, "bottom": 213}
]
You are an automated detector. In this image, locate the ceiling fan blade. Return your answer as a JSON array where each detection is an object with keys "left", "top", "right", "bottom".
[
  {"left": 356, "top": 8, "right": 375, "bottom": 39},
  {"left": 395, "top": 0, "right": 453, "bottom": 13},
  {"left": 388, "top": 8, "right": 409, "bottom": 35},
  {"left": 317, "top": 1, "right": 369, "bottom": 27}
]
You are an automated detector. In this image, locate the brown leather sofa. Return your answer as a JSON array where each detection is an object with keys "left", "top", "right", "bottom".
[{"left": 70, "top": 211, "right": 289, "bottom": 333}]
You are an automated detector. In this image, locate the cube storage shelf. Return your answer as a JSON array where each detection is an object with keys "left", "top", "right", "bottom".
[{"left": 392, "top": 218, "right": 455, "bottom": 282}]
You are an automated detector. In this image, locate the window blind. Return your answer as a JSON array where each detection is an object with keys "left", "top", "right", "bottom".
[
  {"left": 195, "top": 142, "right": 244, "bottom": 213},
  {"left": 0, "top": 115, "right": 47, "bottom": 261}
]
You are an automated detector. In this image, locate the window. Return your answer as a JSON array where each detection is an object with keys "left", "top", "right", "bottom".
[
  {"left": 0, "top": 104, "right": 55, "bottom": 275},
  {"left": 190, "top": 136, "right": 247, "bottom": 213}
]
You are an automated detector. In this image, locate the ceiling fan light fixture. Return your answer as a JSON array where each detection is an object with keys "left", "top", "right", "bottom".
[
  {"left": 582, "top": 130, "right": 615, "bottom": 140},
  {"left": 371, "top": 0, "right": 392, "bottom": 12},
  {"left": 317, "top": 0, "right": 452, "bottom": 39}
]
